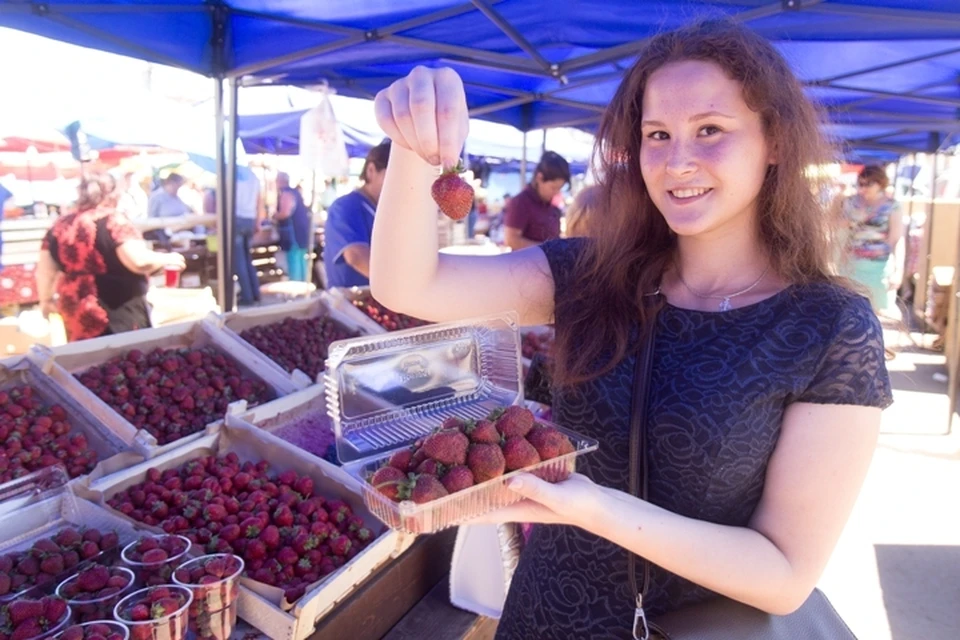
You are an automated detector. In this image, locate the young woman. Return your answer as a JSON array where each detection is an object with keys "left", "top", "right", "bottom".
[{"left": 372, "top": 20, "right": 891, "bottom": 638}]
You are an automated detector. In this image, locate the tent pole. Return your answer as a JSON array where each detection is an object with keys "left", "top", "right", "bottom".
[
  {"left": 214, "top": 78, "right": 229, "bottom": 312},
  {"left": 225, "top": 77, "right": 240, "bottom": 312},
  {"left": 520, "top": 131, "right": 528, "bottom": 188},
  {"left": 542, "top": 128, "right": 547, "bottom": 154},
  {"left": 920, "top": 136, "right": 940, "bottom": 339}
]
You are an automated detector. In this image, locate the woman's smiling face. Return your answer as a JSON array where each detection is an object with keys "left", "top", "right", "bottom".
[{"left": 640, "top": 59, "right": 774, "bottom": 240}]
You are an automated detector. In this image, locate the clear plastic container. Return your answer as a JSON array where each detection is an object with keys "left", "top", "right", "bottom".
[
  {"left": 120, "top": 536, "right": 191, "bottom": 588},
  {"left": 112, "top": 585, "right": 192, "bottom": 640},
  {"left": 325, "top": 312, "right": 599, "bottom": 534},
  {"left": 172, "top": 553, "right": 243, "bottom": 640},
  {"left": 56, "top": 567, "right": 135, "bottom": 624},
  {"left": 54, "top": 620, "right": 130, "bottom": 640}
]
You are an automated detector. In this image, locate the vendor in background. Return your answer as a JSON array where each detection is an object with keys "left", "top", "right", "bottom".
[
  {"left": 502, "top": 151, "right": 570, "bottom": 250},
  {"left": 148, "top": 173, "right": 193, "bottom": 219},
  {"left": 841, "top": 165, "right": 903, "bottom": 313},
  {"left": 322, "top": 141, "right": 390, "bottom": 288},
  {"left": 275, "top": 172, "right": 313, "bottom": 282},
  {"left": 36, "top": 172, "right": 185, "bottom": 342},
  {"left": 234, "top": 172, "right": 264, "bottom": 305}
]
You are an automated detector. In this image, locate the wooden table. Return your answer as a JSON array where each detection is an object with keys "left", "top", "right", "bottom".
[{"left": 309, "top": 529, "right": 498, "bottom": 640}]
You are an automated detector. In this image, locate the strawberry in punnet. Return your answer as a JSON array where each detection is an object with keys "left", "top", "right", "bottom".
[
  {"left": 495, "top": 406, "right": 536, "bottom": 439},
  {"left": 431, "top": 163, "right": 474, "bottom": 221},
  {"left": 467, "top": 443, "right": 506, "bottom": 482},
  {"left": 407, "top": 474, "right": 449, "bottom": 504},
  {"left": 441, "top": 465, "right": 476, "bottom": 494},
  {"left": 465, "top": 419, "right": 501, "bottom": 445},
  {"left": 526, "top": 425, "right": 570, "bottom": 461},
  {"left": 387, "top": 448, "right": 413, "bottom": 472},
  {"left": 422, "top": 429, "right": 469, "bottom": 466},
  {"left": 74, "top": 565, "right": 110, "bottom": 592},
  {"left": 502, "top": 436, "right": 541, "bottom": 471},
  {"left": 370, "top": 466, "right": 406, "bottom": 501}
]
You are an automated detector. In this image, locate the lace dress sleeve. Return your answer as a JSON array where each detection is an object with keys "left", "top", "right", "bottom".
[{"left": 797, "top": 294, "right": 893, "bottom": 408}]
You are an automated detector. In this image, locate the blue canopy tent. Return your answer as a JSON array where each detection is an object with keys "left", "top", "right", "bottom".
[{"left": 2, "top": 0, "right": 957, "bottom": 319}]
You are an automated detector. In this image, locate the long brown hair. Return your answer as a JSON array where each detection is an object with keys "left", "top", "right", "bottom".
[{"left": 552, "top": 19, "right": 839, "bottom": 387}]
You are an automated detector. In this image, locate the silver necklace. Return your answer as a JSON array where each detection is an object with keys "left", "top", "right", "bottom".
[{"left": 676, "top": 265, "right": 770, "bottom": 312}]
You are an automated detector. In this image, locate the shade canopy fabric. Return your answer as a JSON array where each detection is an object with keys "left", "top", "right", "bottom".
[{"left": 1, "top": 1, "right": 957, "bottom": 163}]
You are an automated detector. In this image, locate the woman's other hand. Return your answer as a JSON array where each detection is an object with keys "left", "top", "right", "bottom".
[{"left": 374, "top": 66, "right": 469, "bottom": 169}]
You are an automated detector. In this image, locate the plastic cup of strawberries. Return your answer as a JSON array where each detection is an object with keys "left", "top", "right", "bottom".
[
  {"left": 120, "top": 537, "right": 191, "bottom": 588},
  {"left": 54, "top": 620, "right": 129, "bottom": 640},
  {"left": 112, "top": 585, "right": 192, "bottom": 640},
  {"left": 171, "top": 554, "right": 243, "bottom": 640},
  {"left": 0, "top": 596, "right": 71, "bottom": 640},
  {"left": 56, "top": 567, "right": 135, "bottom": 624}
]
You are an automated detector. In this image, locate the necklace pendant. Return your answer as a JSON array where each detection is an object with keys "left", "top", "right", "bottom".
[{"left": 719, "top": 297, "right": 732, "bottom": 312}]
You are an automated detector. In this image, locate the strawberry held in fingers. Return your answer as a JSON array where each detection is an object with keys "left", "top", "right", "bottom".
[{"left": 431, "top": 164, "right": 474, "bottom": 220}]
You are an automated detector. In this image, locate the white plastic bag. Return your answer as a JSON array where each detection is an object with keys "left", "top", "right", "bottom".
[{"left": 299, "top": 93, "right": 350, "bottom": 178}]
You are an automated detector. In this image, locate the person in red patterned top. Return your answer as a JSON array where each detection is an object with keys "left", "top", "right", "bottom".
[{"left": 36, "top": 172, "right": 185, "bottom": 341}]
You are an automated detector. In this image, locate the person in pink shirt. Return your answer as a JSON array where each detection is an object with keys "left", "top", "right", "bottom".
[{"left": 502, "top": 151, "right": 570, "bottom": 250}]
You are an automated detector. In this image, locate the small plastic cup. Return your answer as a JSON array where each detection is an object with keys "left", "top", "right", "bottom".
[
  {"left": 55, "top": 620, "right": 130, "bottom": 640},
  {"left": 121, "top": 536, "right": 191, "bottom": 588},
  {"left": 25, "top": 603, "right": 72, "bottom": 640},
  {"left": 164, "top": 266, "right": 180, "bottom": 288},
  {"left": 113, "top": 585, "right": 192, "bottom": 640},
  {"left": 172, "top": 554, "right": 243, "bottom": 640},
  {"left": 56, "top": 567, "right": 136, "bottom": 624}
]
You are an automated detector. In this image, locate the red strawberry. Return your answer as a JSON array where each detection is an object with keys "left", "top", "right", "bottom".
[
  {"left": 11, "top": 618, "right": 43, "bottom": 640},
  {"left": 415, "top": 458, "right": 445, "bottom": 477},
  {"left": 202, "top": 504, "right": 227, "bottom": 522},
  {"left": 440, "top": 416, "right": 466, "bottom": 431},
  {"left": 496, "top": 406, "right": 535, "bottom": 439},
  {"left": 422, "top": 430, "right": 469, "bottom": 466},
  {"left": 466, "top": 443, "right": 506, "bottom": 482},
  {"left": 259, "top": 525, "right": 281, "bottom": 549},
  {"left": 272, "top": 506, "right": 294, "bottom": 528},
  {"left": 387, "top": 448, "right": 413, "bottom": 471},
  {"left": 466, "top": 419, "right": 501, "bottom": 445},
  {"left": 294, "top": 476, "right": 313, "bottom": 498},
  {"left": 431, "top": 165, "right": 474, "bottom": 220},
  {"left": 370, "top": 466, "right": 406, "bottom": 501},
  {"left": 245, "top": 540, "right": 267, "bottom": 560},
  {"left": 128, "top": 603, "right": 150, "bottom": 621},
  {"left": 441, "top": 465, "right": 476, "bottom": 493},
  {"left": 8, "top": 600, "right": 43, "bottom": 625},
  {"left": 107, "top": 573, "right": 131, "bottom": 589},
  {"left": 502, "top": 436, "right": 541, "bottom": 471},
  {"left": 54, "top": 528, "right": 83, "bottom": 549},
  {"left": 16, "top": 556, "right": 39, "bottom": 576},
  {"left": 277, "top": 547, "right": 298, "bottom": 566},
  {"left": 79, "top": 541, "right": 100, "bottom": 559},
  {"left": 42, "top": 596, "right": 67, "bottom": 623},
  {"left": 329, "top": 534, "right": 352, "bottom": 557},
  {"left": 60, "top": 625, "right": 84, "bottom": 640},
  {"left": 408, "top": 474, "right": 448, "bottom": 504},
  {"left": 75, "top": 565, "right": 110, "bottom": 592},
  {"left": 39, "top": 553, "right": 64, "bottom": 576},
  {"left": 141, "top": 548, "right": 169, "bottom": 565},
  {"left": 526, "top": 425, "right": 567, "bottom": 461},
  {"left": 150, "top": 597, "right": 181, "bottom": 619},
  {"left": 0, "top": 572, "right": 10, "bottom": 595}
]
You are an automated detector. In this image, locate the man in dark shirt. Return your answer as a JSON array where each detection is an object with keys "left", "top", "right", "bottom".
[{"left": 502, "top": 151, "right": 570, "bottom": 250}]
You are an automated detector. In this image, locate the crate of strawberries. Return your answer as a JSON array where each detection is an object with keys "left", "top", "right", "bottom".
[
  {"left": 324, "top": 312, "right": 598, "bottom": 534},
  {"left": 85, "top": 420, "right": 402, "bottom": 640},
  {"left": 215, "top": 293, "right": 370, "bottom": 387},
  {"left": 0, "top": 357, "right": 140, "bottom": 492},
  {"left": 327, "top": 287, "right": 432, "bottom": 334},
  {"left": 32, "top": 318, "right": 301, "bottom": 459}
]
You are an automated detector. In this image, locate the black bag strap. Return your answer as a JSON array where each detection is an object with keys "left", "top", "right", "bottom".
[{"left": 628, "top": 294, "right": 663, "bottom": 640}]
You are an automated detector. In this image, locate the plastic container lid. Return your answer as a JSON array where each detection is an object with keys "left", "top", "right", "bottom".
[{"left": 324, "top": 312, "right": 522, "bottom": 464}]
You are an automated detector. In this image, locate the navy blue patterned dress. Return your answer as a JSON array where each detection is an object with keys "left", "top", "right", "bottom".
[{"left": 495, "top": 238, "right": 893, "bottom": 640}]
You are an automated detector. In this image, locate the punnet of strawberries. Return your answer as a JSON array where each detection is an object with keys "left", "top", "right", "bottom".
[
  {"left": 105, "top": 453, "right": 380, "bottom": 604},
  {"left": 0, "top": 527, "right": 120, "bottom": 601},
  {"left": 56, "top": 621, "right": 128, "bottom": 640},
  {"left": 239, "top": 316, "right": 358, "bottom": 380},
  {"left": 75, "top": 346, "right": 274, "bottom": 446},
  {"left": 0, "top": 385, "right": 100, "bottom": 483},
  {"left": 350, "top": 295, "right": 430, "bottom": 332},
  {"left": 369, "top": 406, "right": 576, "bottom": 504},
  {"left": 173, "top": 554, "right": 243, "bottom": 640},
  {"left": 56, "top": 566, "right": 134, "bottom": 624},
  {"left": 115, "top": 585, "right": 190, "bottom": 640},
  {"left": 120, "top": 536, "right": 191, "bottom": 587},
  {"left": 0, "top": 595, "right": 69, "bottom": 640}
]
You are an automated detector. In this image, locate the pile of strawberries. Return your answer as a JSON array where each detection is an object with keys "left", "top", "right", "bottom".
[
  {"left": 0, "top": 596, "right": 69, "bottom": 640},
  {"left": 351, "top": 296, "right": 430, "bottom": 332},
  {"left": 75, "top": 346, "right": 274, "bottom": 446},
  {"left": 0, "top": 527, "right": 119, "bottom": 599},
  {"left": 370, "top": 406, "right": 575, "bottom": 504},
  {"left": 122, "top": 536, "right": 190, "bottom": 586},
  {"left": 58, "top": 621, "right": 128, "bottom": 640},
  {"left": 239, "top": 316, "right": 358, "bottom": 380},
  {"left": 0, "top": 385, "right": 100, "bottom": 483},
  {"left": 105, "top": 453, "right": 379, "bottom": 603},
  {"left": 57, "top": 566, "right": 133, "bottom": 623}
]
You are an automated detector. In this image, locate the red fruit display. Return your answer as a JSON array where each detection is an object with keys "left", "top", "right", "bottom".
[
  {"left": 56, "top": 566, "right": 134, "bottom": 623},
  {"left": 239, "top": 316, "right": 358, "bottom": 381},
  {"left": 0, "top": 526, "right": 119, "bottom": 602},
  {"left": 173, "top": 554, "right": 243, "bottom": 640},
  {"left": 0, "top": 384, "right": 99, "bottom": 482},
  {"left": 368, "top": 406, "right": 575, "bottom": 504},
  {"left": 521, "top": 330, "right": 554, "bottom": 360},
  {"left": 74, "top": 346, "right": 274, "bottom": 446},
  {"left": 121, "top": 536, "right": 191, "bottom": 587},
  {"left": 349, "top": 295, "right": 430, "bottom": 332},
  {"left": 105, "top": 453, "right": 379, "bottom": 604},
  {"left": 0, "top": 595, "right": 70, "bottom": 640},
  {"left": 57, "top": 621, "right": 128, "bottom": 640},
  {"left": 114, "top": 585, "right": 191, "bottom": 640},
  {"left": 431, "top": 164, "right": 475, "bottom": 221}
]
